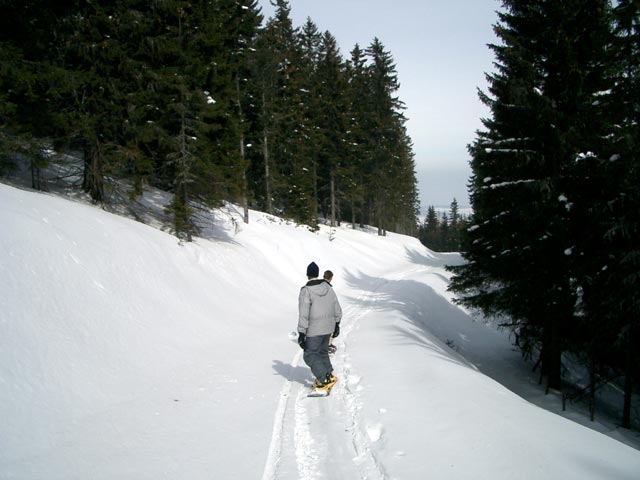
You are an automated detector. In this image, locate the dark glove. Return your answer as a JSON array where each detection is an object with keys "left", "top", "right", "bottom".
[
  {"left": 298, "top": 332, "right": 306, "bottom": 349},
  {"left": 333, "top": 323, "right": 340, "bottom": 338}
]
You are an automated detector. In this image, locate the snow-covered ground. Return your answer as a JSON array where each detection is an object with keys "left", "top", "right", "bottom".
[{"left": 1, "top": 182, "right": 639, "bottom": 479}]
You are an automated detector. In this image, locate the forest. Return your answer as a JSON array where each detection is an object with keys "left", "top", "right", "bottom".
[
  {"left": 418, "top": 199, "right": 470, "bottom": 253},
  {"left": 0, "top": 0, "right": 419, "bottom": 239},
  {"left": 449, "top": 0, "right": 639, "bottom": 428}
]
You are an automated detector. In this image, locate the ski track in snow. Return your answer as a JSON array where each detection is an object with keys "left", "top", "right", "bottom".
[{"left": 262, "top": 284, "right": 389, "bottom": 480}]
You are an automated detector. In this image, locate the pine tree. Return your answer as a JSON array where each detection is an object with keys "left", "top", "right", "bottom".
[
  {"left": 439, "top": 212, "right": 450, "bottom": 251},
  {"left": 213, "top": 0, "right": 263, "bottom": 224},
  {"left": 365, "top": 38, "right": 407, "bottom": 235},
  {"left": 315, "top": 31, "right": 348, "bottom": 227},
  {"left": 419, "top": 206, "right": 440, "bottom": 250},
  {"left": 449, "top": 0, "right": 613, "bottom": 391},
  {"left": 601, "top": 0, "right": 640, "bottom": 428},
  {"left": 342, "top": 44, "right": 370, "bottom": 228},
  {"left": 253, "top": 0, "right": 311, "bottom": 224},
  {"left": 297, "top": 18, "right": 323, "bottom": 224},
  {"left": 248, "top": 12, "right": 277, "bottom": 214},
  {"left": 448, "top": 198, "right": 461, "bottom": 250},
  {"left": 55, "top": 1, "right": 151, "bottom": 203}
]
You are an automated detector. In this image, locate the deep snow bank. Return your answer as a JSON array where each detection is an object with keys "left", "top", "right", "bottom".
[{"left": 2, "top": 183, "right": 639, "bottom": 480}]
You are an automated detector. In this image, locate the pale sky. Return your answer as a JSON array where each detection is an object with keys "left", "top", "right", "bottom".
[{"left": 257, "top": 0, "right": 501, "bottom": 211}]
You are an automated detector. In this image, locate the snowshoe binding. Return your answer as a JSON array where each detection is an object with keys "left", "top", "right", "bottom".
[{"left": 308, "top": 373, "right": 337, "bottom": 397}]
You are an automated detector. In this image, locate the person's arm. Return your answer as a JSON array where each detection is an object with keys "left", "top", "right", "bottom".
[
  {"left": 334, "top": 290, "right": 342, "bottom": 324},
  {"left": 297, "top": 287, "right": 311, "bottom": 334}
]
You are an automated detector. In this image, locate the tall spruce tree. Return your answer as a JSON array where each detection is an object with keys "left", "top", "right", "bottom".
[
  {"left": 315, "top": 31, "right": 348, "bottom": 227},
  {"left": 342, "top": 44, "right": 370, "bottom": 228},
  {"left": 207, "top": 0, "right": 263, "bottom": 224},
  {"left": 448, "top": 198, "right": 462, "bottom": 251},
  {"left": 365, "top": 38, "right": 407, "bottom": 235},
  {"left": 603, "top": 0, "right": 640, "bottom": 428},
  {"left": 419, "top": 206, "right": 440, "bottom": 250},
  {"left": 56, "top": 1, "right": 160, "bottom": 203},
  {"left": 253, "top": 0, "right": 311, "bottom": 223},
  {"left": 297, "top": 18, "right": 323, "bottom": 223},
  {"left": 449, "top": 0, "right": 613, "bottom": 391}
]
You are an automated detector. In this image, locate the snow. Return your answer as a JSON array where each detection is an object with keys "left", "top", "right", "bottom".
[
  {"left": 575, "top": 152, "right": 596, "bottom": 161},
  {"left": 482, "top": 179, "right": 536, "bottom": 190},
  {"left": 204, "top": 90, "right": 216, "bottom": 104},
  {"left": 1, "top": 182, "right": 640, "bottom": 479}
]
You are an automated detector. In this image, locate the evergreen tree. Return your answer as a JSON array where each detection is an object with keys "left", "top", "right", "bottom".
[
  {"left": 449, "top": 0, "right": 614, "bottom": 391},
  {"left": 56, "top": 1, "right": 153, "bottom": 202},
  {"left": 418, "top": 200, "right": 468, "bottom": 252},
  {"left": 448, "top": 198, "right": 462, "bottom": 250},
  {"left": 598, "top": 0, "right": 640, "bottom": 427},
  {"left": 247, "top": 9, "right": 277, "bottom": 214},
  {"left": 419, "top": 206, "right": 440, "bottom": 250},
  {"left": 439, "top": 212, "right": 450, "bottom": 250},
  {"left": 215, "top": 0, "right": 263, "bottom": 224},
  {"left": 315, "top": 31, "right": 348, "bottom": 227},
  {"left": 253, "top": 0, "right": 310, "bottom": 224},
  {"left": 297, "top": 18, "right": 323, "bottom": 223},
  {"left": 342, "top": 44, "right": 370, "bottom": 228},
  {"left": 364, "top": 37, "right": 408, "bottom": 235}
]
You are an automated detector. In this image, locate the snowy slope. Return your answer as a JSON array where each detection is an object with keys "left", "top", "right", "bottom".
[{"left": 1, "top": 182, "right": 639, "bottom": 480}]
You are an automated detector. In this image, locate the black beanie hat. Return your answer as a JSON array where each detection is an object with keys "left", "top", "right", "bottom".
[{"left": 306, "top": 261, "right": 319, "bottom": 277}]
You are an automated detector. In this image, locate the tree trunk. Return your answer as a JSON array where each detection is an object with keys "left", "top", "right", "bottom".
[
  {"left": 589, "top": 355, "right": 596, "bottom": 422},
  {"left": 240, "top": 133, "right": 249, "bottom": 224},
  {"left": 30, "top": 161, "right": 41, "bottom": 191},
  {"left": 622, "top": 324, "right": 633, "bottom": 429},
  {"left": 351, "top": 199, "right": 356, "bottom": 229},
  {"left": 173, "top": 112, "right": 193, "bottom": 242},
  {"left": 263, "top": 128, "right": 272, "bottom": 214},
  {"left": 542, "top": 318, "right": 562, "bottom": 392},
  {"left": 260, "top": 89, "right": 272, "bottom": 215},
  {"left": 235, "top": 76, "right": 249, "bottom": 224},
  {"left": 330, "top": 172, "right": 336, "bottom": 228},
  {"left": 83, "top": 142, "right": 104, "bottom": 202},
  {"left": 377, "top": 198, "right": 386, "bottom": 236},
  {"left": 312, "top": 157, "right": 318, "bottom": 224}
]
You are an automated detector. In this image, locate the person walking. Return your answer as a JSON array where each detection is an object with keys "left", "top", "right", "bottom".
[
  {"left": 297, "top": 262, "right": 342, "bottom": 392},
  {"left": 323, "top": 269, "right": 334, "bottom": 284}
]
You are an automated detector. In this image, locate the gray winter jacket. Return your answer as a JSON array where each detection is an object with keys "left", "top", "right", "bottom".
[{"left": 297, "top": 279, "right": 342, "bottom": 337}]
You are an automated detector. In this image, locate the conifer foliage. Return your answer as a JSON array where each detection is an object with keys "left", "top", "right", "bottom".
[
  {"left": 449, "top": 0, "right": 639, "bottom": 426},
  {"left": 418, "top": 198, "right": 468, "bottom": 252},
  {"left": 0, "top": 0, "right": 419, "bottom": 238}
]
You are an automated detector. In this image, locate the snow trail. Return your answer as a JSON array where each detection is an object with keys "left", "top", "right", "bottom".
[
  {"left": 262, "top": 285, "right": 389, "bottom": 480},
  {"left": 261, "top": 350, "right": 303, "bottom": 480}
]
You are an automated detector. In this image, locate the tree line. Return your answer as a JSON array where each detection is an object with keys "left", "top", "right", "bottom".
[
  {"left": 449, "top": 0, "right": 639, "bottom": 427},
  {"left": 0, "top": 0, "right": 419, "bottom": 239},
  {"left": 418, "top": 198, "right": 469, "bottom": 252}
]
